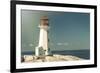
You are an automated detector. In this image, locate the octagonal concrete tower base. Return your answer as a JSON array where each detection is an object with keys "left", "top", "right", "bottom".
[{"left": 35, "top": 16, "right": 50, "bottom": 56}]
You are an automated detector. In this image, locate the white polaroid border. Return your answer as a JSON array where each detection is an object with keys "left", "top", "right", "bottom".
[{"left": 16, "top": 4, "right": 94, "bottom": 69}]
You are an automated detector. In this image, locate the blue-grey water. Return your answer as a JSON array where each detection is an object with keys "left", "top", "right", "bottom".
[{"left": 21, "top": 49, "right": 90, "bottom": 59}]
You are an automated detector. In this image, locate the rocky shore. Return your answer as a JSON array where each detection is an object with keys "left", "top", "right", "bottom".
[{"left": 21, "top": 54, "right": 83, "bottom": 62}]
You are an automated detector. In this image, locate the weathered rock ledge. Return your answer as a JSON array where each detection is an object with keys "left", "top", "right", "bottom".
[{"left": 22, "top": 54, "right": 83, "bottom": 62}]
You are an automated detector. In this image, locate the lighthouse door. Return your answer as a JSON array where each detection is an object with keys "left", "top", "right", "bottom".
[{"left": 39, "top": 47, "right": 45, "bottom": 56}]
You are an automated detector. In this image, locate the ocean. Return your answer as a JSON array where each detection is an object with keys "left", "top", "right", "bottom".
[{"left": 22, "top": 49, "right": 90, "bottom": 59}]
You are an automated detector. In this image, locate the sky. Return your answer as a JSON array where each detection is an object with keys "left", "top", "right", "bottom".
[{"left": 21, "top": 10, "right": 90, "bottom": 52}]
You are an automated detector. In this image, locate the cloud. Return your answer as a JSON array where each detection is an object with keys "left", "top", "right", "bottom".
[
  {"left": 57, "top": 43, "right": 63, "bottom": 45},
  {"left": 29, "top": 43, "right": 33, "bottom": 47},
  {"left": 57, "top": 42, "right": 69, "bottom": 46}
]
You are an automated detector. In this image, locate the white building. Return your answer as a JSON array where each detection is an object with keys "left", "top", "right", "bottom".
[{"left": 35, "top": 16, "right": 50, "bottom": 56}]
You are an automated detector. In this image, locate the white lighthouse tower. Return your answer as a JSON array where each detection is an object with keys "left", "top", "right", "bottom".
[{"left": 35, "top": 16, "right": 50, "bottom": 56}]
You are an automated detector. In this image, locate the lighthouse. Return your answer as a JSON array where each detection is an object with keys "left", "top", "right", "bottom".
[{"left": 35, "top": 16, "right": 50, "bottom": 56}]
